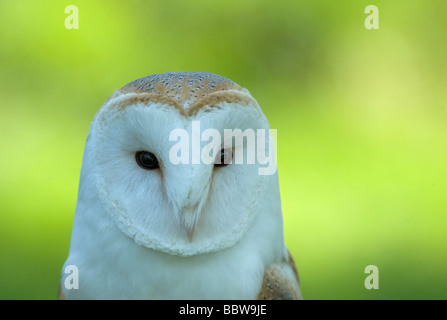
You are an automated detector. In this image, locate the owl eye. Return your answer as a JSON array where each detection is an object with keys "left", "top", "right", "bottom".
[
  {"left": 214, "top": 148, "right": 232, "bottom": 167},
  {"left": 135, "top": 151, "right": 159, "bottom": 170}
]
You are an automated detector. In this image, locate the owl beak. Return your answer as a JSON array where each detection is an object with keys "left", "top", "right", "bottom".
[
  {"left": 164, "top": 164, "right": 213, "bottom": 243},
  {"left": 180, "top": 204, "right": 201, "bottom": 243},
  {"left": 177, "top": 181, "right": 212, "bottom": 242},
  {"left": 186, "top": 225, "right": 195, "bottom": 243}
]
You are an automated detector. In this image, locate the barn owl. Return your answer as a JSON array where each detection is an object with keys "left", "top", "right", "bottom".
[{"left": 59, "top": 72, "right": 302, "bottom": 300}]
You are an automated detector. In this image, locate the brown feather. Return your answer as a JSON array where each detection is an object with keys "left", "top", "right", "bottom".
[
  {"left": 257, "top": 250, "right": 302, "bottom": 300},
  {"left": 57, "top": 282, "right": 66, "bottom": 300},
  {"left": 108, "top": 72, "right": 256, "bottom": 117}
]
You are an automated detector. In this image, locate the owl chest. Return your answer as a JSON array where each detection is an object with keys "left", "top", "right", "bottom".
[{"left": 95, "top": 245, "right": 263, "bottom": 300}]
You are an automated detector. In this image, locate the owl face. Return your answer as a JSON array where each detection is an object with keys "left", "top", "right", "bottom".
[{"left": 88, "top": 72, "right": 276, "bottom": 256}]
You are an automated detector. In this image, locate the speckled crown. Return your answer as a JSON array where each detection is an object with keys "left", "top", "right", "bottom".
[{"left": 107, "top": 72, "right": 254, "bottom": 117}]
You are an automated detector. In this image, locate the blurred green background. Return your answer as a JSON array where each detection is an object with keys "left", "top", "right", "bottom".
[{"left": 1, "top": 0, "right": 446, "bottom": 300}]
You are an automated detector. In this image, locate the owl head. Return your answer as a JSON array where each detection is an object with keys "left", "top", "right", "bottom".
[{"left": 82, "top": 72, "right": 278, "bottom": 256}]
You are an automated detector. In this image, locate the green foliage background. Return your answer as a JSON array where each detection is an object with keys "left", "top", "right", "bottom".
[{"left": 0, "top": 0, "right": 446, "bottom": 299}]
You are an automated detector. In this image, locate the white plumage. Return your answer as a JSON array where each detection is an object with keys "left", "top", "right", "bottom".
[{"left": 60, "top": 72, "right": 301, "bottom": 300}]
